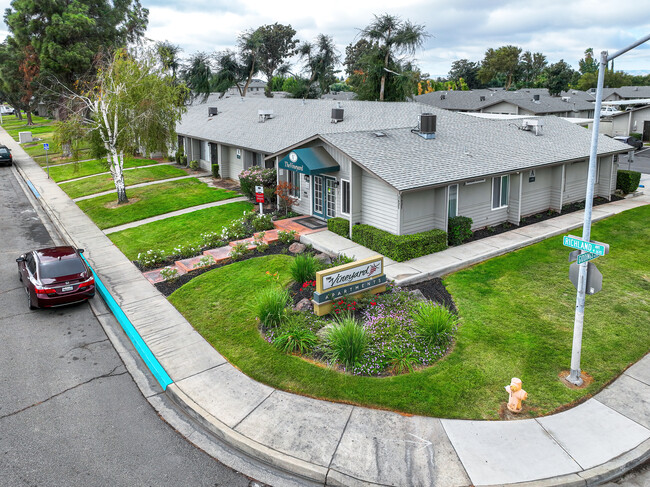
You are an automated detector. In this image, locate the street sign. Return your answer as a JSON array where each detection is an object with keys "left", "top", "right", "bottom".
[
  {"left": 577, "top": 252, "right": 599, "bottom": 265},
  {"left": 43, "top": 143, "right": 49, "bottom": 151},
  {"left": 563, "top": 235, "right": 609, "bottom": 256},
  {"left": 568, "top": 250, "right": 580, "bottom": 262},
  {"left": 569, "top": 262, "right": 603, "bottom": 295}
]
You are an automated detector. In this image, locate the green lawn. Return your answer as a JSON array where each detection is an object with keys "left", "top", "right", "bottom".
[
  {"left": 77, "top": 178, "right": 240, "bottom": 229},
  {"left": 48, "top": 157, "right": 162, "bottom": 182},
  {"left": 169, "top": 206, "right": 650, "bottom": 419},
  {"left": 110, "top": 200, "right": 253, "bottom": 260},
  {"left": 59, "top": 164, "right": 188, "bottom": 199}
]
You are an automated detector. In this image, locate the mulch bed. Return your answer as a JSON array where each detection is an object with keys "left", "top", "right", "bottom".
[{"left": 467, "top": 195, "right": 623, "bottom": 242}]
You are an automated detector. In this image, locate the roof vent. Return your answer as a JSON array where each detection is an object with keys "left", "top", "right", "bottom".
[
  {"left": 480, "top": 96, "right": 486, "bottom": 101},
  {"left": 533, "top": 94, "right": 540, "bottom": 102},
  {"left": 521, "top": 119, "right": 544, "bottom": 136},
  {"left": 208, "top": 107, "right": 218, "bottom": 116},
  {"left": 373, "top": 132, "right": 386, "bottom": 137},
  {"left": 562, "top": 96, "right": 570, "bottom": 102},
  {"left": 440, "top": 94, "right": 446, "bottom": 100},
  {"left": 331, "top": 107, "right": 344, "bottom": 123},
  {"left": 415, "top": 113, "right": 437, "bottom": 139},
  {"left": 258, "top": 109, "right": 274, "bottom": 123}
]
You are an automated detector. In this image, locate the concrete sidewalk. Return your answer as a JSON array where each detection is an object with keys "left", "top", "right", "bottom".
[{"left": 4, "top": 126, "right": 649, "bottom": 487}]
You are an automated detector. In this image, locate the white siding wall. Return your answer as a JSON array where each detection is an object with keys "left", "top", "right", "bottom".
[
  {"left": 508, "top": 173, "right": 521, "bottom": 224},
  {"left": 595, "top": 156, "right": 615, "bottom": 199},
  {"left": 563, "top": 160, "right": 588, "bottom": 204},
  {"left": 401, "top": 190, "right": 436, "bottom": 234},
  {"left": 520, "top": 166, "right": 554, "bottom": 217},
  {"left": 550, "top": 165, "right": 564, "bottom": 211},
  {"left": 433, "top": 187, "right": 447, "bottom": 230},
  {"left": 360, "top": 172, "right": 399, "bottom": 234},
  {"left": 457, "top": 179, "right": 508, "bottom": 230},
  {"left": 482, "top": 101, "right": 518, "bottom": 115}
]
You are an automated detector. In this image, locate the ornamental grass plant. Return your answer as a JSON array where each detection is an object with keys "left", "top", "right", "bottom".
[
  {"left": 325, "top": 315, "right": 368, "bottom": 370},
  {"left": 411, "top": 301, "right": 458, "bottom": 347},
  {"left": 272, "top": 315, "right": 319, "bottom": 354},
  {"left": 255, "top": 287, "right": 290, "bottom": 329},
  {"left": 289, "top": 253, "right": 320, "bottom": 284}
]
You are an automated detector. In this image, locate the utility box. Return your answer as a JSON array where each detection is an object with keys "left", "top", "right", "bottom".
[{"left": 19, "top": 131, "right": 33, "bottom": 143}]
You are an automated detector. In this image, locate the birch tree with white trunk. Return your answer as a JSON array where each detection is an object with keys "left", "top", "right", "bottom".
[{"left": 66, "top": 49, "right": 187, "bottom": 204}]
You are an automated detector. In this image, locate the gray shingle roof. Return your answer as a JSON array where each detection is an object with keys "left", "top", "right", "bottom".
[
  {"left": 177, "top": 95, "right": 428, "bottom": 153},
  {"left": 602, "top": 86, "right": 650, "bottom": 99},
  {"left": 415, "top": 89, "right": 596, "bottom": 114},
  {"left": 319, "top": 113, "right": 627, "bottom": 192}
]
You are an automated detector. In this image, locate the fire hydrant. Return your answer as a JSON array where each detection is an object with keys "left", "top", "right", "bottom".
[{"left": 505, "top": 377, "right": 527, "bottom": 413}]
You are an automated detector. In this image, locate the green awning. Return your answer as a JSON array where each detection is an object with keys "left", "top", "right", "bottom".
[{"left": 278, "top": 147, "right": 339, "bottom": 175}]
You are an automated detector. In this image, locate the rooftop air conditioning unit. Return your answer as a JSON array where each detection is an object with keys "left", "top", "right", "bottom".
[
  {"left": 417, "top": 113, "right": 437, "bottom": 139},
  {"left": 522, "top": 119, "right": 544, "bottom": 136},
  {"left": 331, "top": 107, "right": 344, "bottom": 123},
  {"left": 440, "top": 94, "right": 446, "bottom": 100},
  {"left": 562, "top": 96, "right": 570, "bottom": 102},
  {"left": 208, "top": 107, "right": 218, "bottom": 116},
  {"left": 258, "top": 109, "right": 274, "bottom": 122},
  {"left": 480, "top": 96, "right": 486, "bottom": 101}
]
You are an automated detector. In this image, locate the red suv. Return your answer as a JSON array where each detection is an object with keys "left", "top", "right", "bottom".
[{"left": 17, "top": 246, "right": 95, "bottom": 309}]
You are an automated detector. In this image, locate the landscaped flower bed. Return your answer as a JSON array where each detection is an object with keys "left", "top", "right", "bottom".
[{"left": 257, "top": 254, "right": 458, "bottom": 377}]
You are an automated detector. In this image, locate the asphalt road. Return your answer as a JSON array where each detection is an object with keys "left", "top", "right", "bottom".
[
  {"left": 0, "top": 164, "right": 256, "bottom": 487},
  {"left": 624, "top": 147, "right": 650, "bottom": 174}
]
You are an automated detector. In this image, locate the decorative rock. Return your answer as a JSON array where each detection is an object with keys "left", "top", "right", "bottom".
[
  {"left": 294, "top": 297, "right": 313, "bottom": 312},
  {"left": 315, "top": 252, "right": 332, "bottom": 265},
  {"left": 505, "top": 377, "right": 528, "bottom": 413},
  {"left": 288, "top": 242, "right": 306, "bottom": 254},
  {"left": 317, "top": 323, "right": 335, "bottom": 341}
]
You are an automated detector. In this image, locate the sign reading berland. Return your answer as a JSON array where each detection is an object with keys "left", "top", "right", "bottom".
[{"left": 312, "top": 255, "right": 386, "bottom": 316}]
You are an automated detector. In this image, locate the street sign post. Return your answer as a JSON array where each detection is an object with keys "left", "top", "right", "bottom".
[
  {"left": 44, "top": 143, "right": 50, "bottom": 179},
  {"left": 563, "top": 235, "right": 609, "bottom": 256},
  {"left": 255, "top": 185, "right": 264, "bottom": 214}
]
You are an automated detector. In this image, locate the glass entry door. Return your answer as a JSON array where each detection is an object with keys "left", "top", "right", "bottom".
[{"left": 312, "top": 176, "right": 336, "bottom": 219}]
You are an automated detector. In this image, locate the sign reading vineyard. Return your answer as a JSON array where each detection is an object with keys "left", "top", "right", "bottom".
[{"left": 312, "top": 255, "right": 386, "bottom": 316}]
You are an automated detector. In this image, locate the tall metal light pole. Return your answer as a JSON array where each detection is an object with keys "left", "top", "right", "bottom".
[{"left": 567, "top": 33, "right": 650, "bottom": 386}]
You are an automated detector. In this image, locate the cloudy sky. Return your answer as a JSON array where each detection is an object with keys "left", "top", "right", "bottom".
[{"left": 1, "top": 0, "right": 649, "bottom": 78}]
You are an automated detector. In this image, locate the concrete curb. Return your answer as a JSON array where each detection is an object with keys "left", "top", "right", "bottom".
[{"left": 6, "top": 128, "right": 649, "bottom": 487}]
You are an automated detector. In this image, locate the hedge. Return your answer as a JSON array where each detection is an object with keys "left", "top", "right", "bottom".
[
  {"left": 351, "top": 224, "right": 447, "bottom": 262},
  {"left": 617, "top": 170, "right": 641, "bottom": 194},
  {"left": 327, "top": 217, "right": 349, "bottom": 238},
  {"left": 448, "top": 216, "right": 473, "bottom": 246}
]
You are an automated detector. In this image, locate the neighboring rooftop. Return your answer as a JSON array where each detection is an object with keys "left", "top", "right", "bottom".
[{"left": 600, "top": 86, "right": 650, "bottom": 100}]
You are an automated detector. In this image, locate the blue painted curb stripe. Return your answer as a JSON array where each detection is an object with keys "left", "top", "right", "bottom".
[
  {"left": 81, "top": 254, "right": 173, "bottom": 390},
  {"left": 26, "top": 180, "right": 40, "bottom": 198}
]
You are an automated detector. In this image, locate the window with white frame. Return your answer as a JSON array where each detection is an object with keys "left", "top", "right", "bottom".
[
  {"left": 288, "top": 170, "right": 301, "bottom": 198},
  {"left": 341, "top": 179, "right": 350, "bottom": 215},
  {"left": 492, "top": 175, "right": 509, "bottom": 209},
  {"left": 448, "top": 184, "right": 458, "bottom": 218}
]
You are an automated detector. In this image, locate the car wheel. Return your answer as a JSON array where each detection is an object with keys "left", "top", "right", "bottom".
[{"left": 26, "top": 289, "right": 36, "bottom": 310}]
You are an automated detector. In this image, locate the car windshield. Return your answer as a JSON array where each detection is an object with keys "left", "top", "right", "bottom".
[
  {"left": 0, "top": 148, "right": 9, "bottom": 156},
  {"left": 39, "top": 258, "right": 85, "bottom": 278}
]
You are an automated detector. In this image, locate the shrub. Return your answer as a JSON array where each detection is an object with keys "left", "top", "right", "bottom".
[
  {"left": 290, "top": 253, "right": 320, "bottom": 283},
  {"left": 616, "top": 170, "right": 641, "bottom": 194},
  {"left": 239, "top": 166, "right": 277, "bottom": 200},
  {"left": 252, "top": 213, "right": 274, "bottom": 232},
  {"left": 277, "top": 229, "right": 298, "bottom": 244},
  {"left": 411, "top": 302, "right": 458, "bottom": 346},
  {"left": 253, "top": 232, "right": 269, "bottom": 253},
  {"left": 272, "top": 317, "right": 318, "bottom": 354},
  {"left": 630, "top": 132, "right": 642, "bottom": 141},
  {"left": 448, "top": 216, "right": 473, "bottom": 246},
  {"left": 330, "top": 253, "right": 355, "bottom": 267},
  {"left": 275, "top": 181, "right": 297, "bottom": 214},
  {"left": 331, "top": 296, "right": 360, "bottom": 316},
  {"left": 172, "top": 243, "right": 199, "bottom": 259},
  {"left": 159, "top": 266, "right": 179, "bottom": 282},
  {"left": 180, "top": 154, "right": 188, "bottom": 166},
  {"left": 189, "top": 160, "right": 200, "bottom": 171},
  {"left": 193, "top": 255, "right": 215, "bottom": 269},
  {"left": 351, "top": 225, "right": 447, "bottom": 262},
  {"left": 200, "top": 231, "right": 226, "bottom": 248},
  {"left": 229, "top": 241, "right": 250, "bottom": 260},
  {"left": 327, "top": 217, "right": 349, "bottom": 238},
  {"left": 137, "top": 249, "right": 167, "bottom": 268},
  {"left": 256, "top": 287, "right": 289, "bottom": 329},
  {"left": 325, "top": 316, "right": 368, "bottom": 369},
  {"left": 387, "top": 346, "right": 417, "bottom": 375},
  {"left": 211, "top": 163, "right": 220, "bottom": 178},
  {"left": 221, "top": 219, "right": 248, "bottom": 241}
]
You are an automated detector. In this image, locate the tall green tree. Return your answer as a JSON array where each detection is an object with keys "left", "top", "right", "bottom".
[
  {"left": 448, "top": 59, "right": 481, "bottom": 89},
  {"left": 256, "top": 23, "right": 299, "bottom": 85},
  {"left": 344, "top": 39, "right": 375, "bottom": 78},
  {"left": 359, "top": 14, "right": 429, "bottom": 101},
  {"left": 63, "top": 49, "right": 187, "bottom": 203},
  {"left": 213, "top": 50, "right": 249, "bottom": 96},
  {"left": 519, "top": 51, "right": 547, "bottom": 87},
  {"left": 156, "top": 41, "right": 182, "bottom": 80},
  {"left": 478, "top": 45, "right": 522, "bottom": 90},
  {"left": 579, "top": 48, "right": 598, "bottom": 75},
  {"left": 545, "top": 60, "right": 575, "bottom": 96},
  {"left": 299, "top": 34, "right": 341, "bottom": 95},
  {"left": 181, "top": 52, "right": 213, "bottom": 102}
]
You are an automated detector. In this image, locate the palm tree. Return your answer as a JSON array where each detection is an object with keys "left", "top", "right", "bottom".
[
  {"left": 298, "top": 34, "right": 341, "bottom": 94},
  {"left": 181, "top": 52, "right": 213, "bottom": 102},
  {"left": 156, "top": 41, "right": 182, "bottom": 80},
  {"left": 359, "top": 14, "right": 429, "bottom": 101}
]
